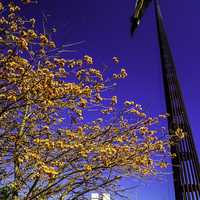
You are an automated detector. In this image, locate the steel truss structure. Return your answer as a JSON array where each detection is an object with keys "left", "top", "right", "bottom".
[{"left": 154, "top": 0, "right": 200, "bottom": 199}]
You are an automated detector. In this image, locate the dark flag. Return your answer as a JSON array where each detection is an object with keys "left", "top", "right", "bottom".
[{"left": 130, "top": 0, "right": 152, "bottom": 35}]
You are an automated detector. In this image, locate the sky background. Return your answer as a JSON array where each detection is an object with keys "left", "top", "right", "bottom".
[{"left": 23, "top": 0, "right": 200, "bottom": 199}]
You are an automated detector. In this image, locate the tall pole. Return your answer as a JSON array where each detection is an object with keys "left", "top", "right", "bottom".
[{"left": 154, "top": 0, "right": 200, "bottom": 199}]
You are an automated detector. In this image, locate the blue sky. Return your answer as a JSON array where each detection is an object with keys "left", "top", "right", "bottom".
[{"left": 23, "top": 0, "right": 200, "bottom": 199}]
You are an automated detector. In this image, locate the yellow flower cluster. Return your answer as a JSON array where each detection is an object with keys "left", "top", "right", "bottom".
[
  {"left": 124, "top": 100, "right": 134, "bottom": 106},
  {"left": 129, "top": 109, "right": 146, "bottom": 117},
  {"left": 123, "top": 101, "right": 147, "bottom": 118},
  {"left": 159, "top": 161, "right": 168, "bottom": 168},
  {"left": 39, "top": 34, "right": 48, "bottom": 46},
  {"left": 67, "top": 59, "right": 76, "bottom": 68},
  {"left": 24, "top": 151, "right": 40, "bottom": 161},
  {"left": 83, "top": 55, "right": 93, "bottom": 64},
  {"left": 41, "top": 164, "right": 59, "bottom": 177},
  {"left": 111, "top": 96, "right": 117, "bottom": 105},
  {"left": 29, "top": 18, "right": 36, "bottom": 26},
  {"left": 63, "top": 83, "right": 82, "bottom": 95},
  {"left": 99, "top": 145, "right": 117, "bottom": 156},
  {"left": 101, "top": 107, "right": 113, "bottom": 114},
  {"left": 8, "top": 2, "right": 20, "bottom": 13},
  {"left": 54, "top": 58, "right": 66, "bottom": 67},
  {"left": 79, "top": 98, "right": 87, "bottom": 108},
  {"left": 84, "top": 164, "right": 92, "bottom": 172},
  {"left": 175, "top": 128, "right": 185, "bottom": 139},
  {"left": 0, "top": 2, "right": 4, "bottom": 11},
  {"left": 76, "top": 69, "right": 85, "bottom": 80},
  {"left": 16, "top": 37, "right": 28, "bottom": 50},
  {"left": 0, "top": 17, "right": 6, "bottom": 24},
  {"left": 34, "top": 138, "right": 69, "bottom": 149},
  {"left": 142, "top": 169, "right": 152, "bottom": 176},
  {"left": 82, "top": 86, "right": 92, "bottom": 97},
  {"left": 27, "top": 29, "right": 37, "bottom": 39},
  {"left": 89, "top": 68, "right": 103, "bottom": 80},
  {"left": 44, "top": 60, "right": 56, "bottom": 68},
  {"left": 120, "top": 68, "right": 128, "bottom": 78},
  {"left": 7, "top": 94, "right": 17, "bottom": 102},
  {"left": 66, "top": 59, "right": 83, "bottom": 68},
  {"left": 21, "top": 0, "right": 32, "bottom": 4},
  {"left": 94, "top": 83, "right": 104, "bottom": 92},
  {"left": 113, "top": 68, "right": 128, "bottom": 79},
  {"left": 10, "top": 21, "right": 18, "bottom": 32},
  {"left": 152, "top": 141, "right": 164, "bottom": 152},
  {"left": 0, "top": 1, "right": 175, "bottom": 197},
  {"left": 49, "top": 40, "right": 56, "bottom": 48},
  {"left": 140, "top": 126, "right": 148, "bottom": 134}
]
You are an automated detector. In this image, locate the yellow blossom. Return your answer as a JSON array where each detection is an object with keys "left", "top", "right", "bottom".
[
  {"left": 68, "top": 60, "right": 76, "bottom": 68},
  {"left": 54, "top": 58, "right": 65, "bottom": 67},
  {"left": 83, "top": 55, "right": 93, "bottom": 64},
  {"left": 43, "top": 125, "right": 49, "bottom": 130},
  {"left": 0, "top": 17, "right": 7, "bottom": 24},
  {"left": 0, "top": 2, "right": 4, "bottom": 11},
  {"left": 120, "top": 68, "right": 127, "bottom": 78},
  {"left": 140, "top": 127, "right": 148, "bottom": 133},
  {"left": 27, "top": 29, "right": 37, "bottom": 39},
  {"left": 79, "top": 98, "right": 87, "bottom": 108},
  {"left": 76, "top": 59, "right": 83, "bottom": 66},
  {"left": 21, "top": 0, "right": 32, "bottom": 4},
  {"left": 33, "top": 138, "right": 40, "bottom": 144},
  {"left": 42, "top": 165, "right": 59, "bottom": 176},
  {"left": 111, "top": 96, "right": 117, "bottom": 105},
  {"left": 94, "top": 83, "right": 104, "bottom": 92},
  {"left": 7, "top": 95, "right": 17, "bottom": 102},
  {"left": 84, "top": 164, "right": 92, "bottom": 172},
  {"left": 175, "top": 128, "right": 185, "bottom": 139},
  {"left": 159, "top": 161, "right": 168, "bottom": 168},
  {"left": 39, "top": 34, "right": 48, "bottom": 46},
  {"left": 56, "top": 140, "right": 65, "bottom": 149},
  {"left": 18, "top": 157, "right": 23, "bottom": 163},
  {"left": 76, "top": 109, "right": 82, "bottom": 117},
  {"left": 113, "top": 73, "right": 118, "bottom": 79},
  {"left": 59, "top": 68, "right": 66, "bottom": 74},
  {"left": 116, "top": 136, "right": 123, "bottom": 143},
  {"left": 16, "top": 37, "right": 28, "bottom": 50},
  {"left": 10, "top": 23, "right": 18, "bottom": 32},
  {"left": 142, "top": 169, "right": 151, "bottom": 175},
  {"left": 49, "top": 41, "right": 56, "bottom": 48},
  {"left": 124, "top": 101, "right": 134, "bottom": 106},
  {"left": 8, "top": 3, "right": 20, "bottom": 13},
  {"left": 172, "top": 153, "right": 177, "bottom": 158},
  {"left": 154, "top": 141, "right": 164, "bottom": 151},
  {"left": 29, "top": 18, "right": 36, "bottom": 26},
  {"left": 82, "top": 86, "right": 92, "bottom": 97}
]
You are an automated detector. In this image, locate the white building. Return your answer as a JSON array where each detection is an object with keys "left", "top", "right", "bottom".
[
  {"left": 102, "top": 193, "right": 110, "bottom": 200},
  {"left": 91, "top": 193, "right": 110, "bottom": 200},
  {"left": 91, "top": 193, "right": 99, "bottom": 200}
]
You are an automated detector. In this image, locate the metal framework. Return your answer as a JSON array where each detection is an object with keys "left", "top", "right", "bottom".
[{"left": 154, "top": 0, "right": 200, "bottom": 199}]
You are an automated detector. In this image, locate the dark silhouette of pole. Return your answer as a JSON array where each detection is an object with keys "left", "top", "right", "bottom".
[{"left": 154, "top": 0, "right": 200, "bottom": 199}]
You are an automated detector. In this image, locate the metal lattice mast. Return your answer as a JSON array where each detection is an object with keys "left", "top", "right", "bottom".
[{"left": 154, "top": 0, "right": 200, "bottom": 199}]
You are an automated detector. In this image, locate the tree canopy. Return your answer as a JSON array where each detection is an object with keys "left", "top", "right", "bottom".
[{"left": 0, "top": 1, "right": 184, "bottom": 199}]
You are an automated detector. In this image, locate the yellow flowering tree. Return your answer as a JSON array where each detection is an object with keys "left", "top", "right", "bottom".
[{"left": 0, "top": 1, "right": 184, "bottom": 200}]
